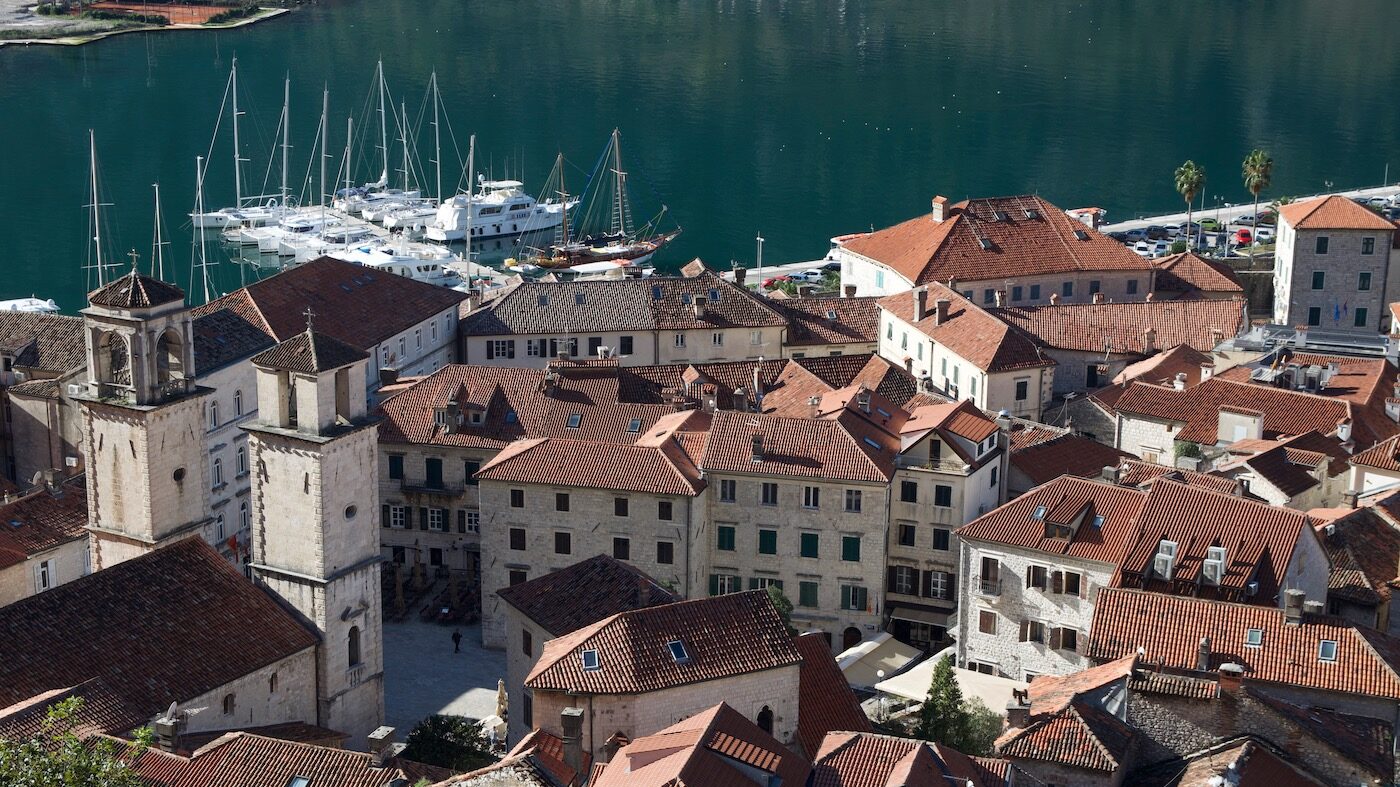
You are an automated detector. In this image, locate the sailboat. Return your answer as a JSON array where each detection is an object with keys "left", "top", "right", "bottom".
[
  {"left": 533, "top": 129, "right": 680, "bottom": 269},
  {"left": 333, "top": 62, "right": 427, "bottom": 216},
  {"left": 191, "top": 58, "right": 294, "bottom": 229}
]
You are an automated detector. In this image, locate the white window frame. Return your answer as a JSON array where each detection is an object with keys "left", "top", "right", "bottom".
[
  {"left": 34, "top": 559, "right": 54, "bottom": 593},
  {"left": 390, "top": 505, "right": 407, "bottom": 529},
  {"left": 712, "top": 332, "right": 724, "bottom": 347},
  {"left": 234, "top": 389, "right": 243, "bottom": 417},
  {"left": 428, "top": 508, "right": 446, "bottom": 532},
  {"left": 466, "top": 511, "right": 480, "bottom": 532},
  {"left": 674, "top": 333, "right": 687, "bottom": 348}
]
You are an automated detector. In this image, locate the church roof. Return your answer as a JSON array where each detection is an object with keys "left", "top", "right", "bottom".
[
  {"left": 88, "top": 269, "right": 185, "bottom": 310},
  {"left": 0, "top": 538, "right": 318, "bottom": 721},
  {"left": 251, "top": 329, "right": 368, "bottom": 374}
]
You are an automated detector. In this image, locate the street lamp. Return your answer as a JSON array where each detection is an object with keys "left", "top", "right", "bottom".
[{"left": 876, "top": 670, "right": 888, "bottom": 722}]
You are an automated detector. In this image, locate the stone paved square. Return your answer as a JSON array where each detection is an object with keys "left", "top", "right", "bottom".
[{"left": 383, "top": 617, "right": 506, "bottom": 733}]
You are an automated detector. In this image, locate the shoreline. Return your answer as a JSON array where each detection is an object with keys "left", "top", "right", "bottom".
[{"left": 0, "top": 5, "right": 288, "bottom": 48}]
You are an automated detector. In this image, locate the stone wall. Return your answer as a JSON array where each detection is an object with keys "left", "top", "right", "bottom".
[{"left": 177, "top": 647, "right": 318, "bottom": 736}]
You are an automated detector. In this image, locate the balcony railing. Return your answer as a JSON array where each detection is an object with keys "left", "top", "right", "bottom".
[
  {"left": 976, "top": 576, "right": 1002, "bottom": 596},
  {"left": 896, "top": 456, "right": 973, "bottom": 473},
  {"left": 400, "top": 479, "right": 466, "bottom": 497}
]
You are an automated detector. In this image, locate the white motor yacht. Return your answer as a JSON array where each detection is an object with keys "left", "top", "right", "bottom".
[
  {"left": 331, "top": 236, "right": 464, "bottom": 287},
  {"left": 0, "top": 297, "right": 60, "bottom": 314},
  {"left": 424, "top": 179, "right": 572, "bottom": 242}
]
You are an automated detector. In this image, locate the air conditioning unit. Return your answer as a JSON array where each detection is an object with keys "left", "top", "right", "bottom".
[
  {"left": 12, "top": 371, "right": 25, "bottom": 383},
  {"left": 66, "top": 384, "right": 83, "bottom": 397},
  {"left": 1153, "top": 553, "right": 1175, "bottom": 579},
  {"left": 1244, "top": 580, "right": 1259, "bottom": 596},
  {"left": 1202, "top": 558, "right": 1224, "bottom": 584}
]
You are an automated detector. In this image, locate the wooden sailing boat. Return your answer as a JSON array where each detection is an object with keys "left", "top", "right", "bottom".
[{"left": 534, "top": 129, "right": 680, "bottom": 269}]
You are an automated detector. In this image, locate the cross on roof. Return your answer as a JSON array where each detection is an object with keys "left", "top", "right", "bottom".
[
  {"left": 303, "top": 306, "right": 316, "bottom": 333},
  {"left": 127, "top": 249, "right": 140, "bottom": 270}
]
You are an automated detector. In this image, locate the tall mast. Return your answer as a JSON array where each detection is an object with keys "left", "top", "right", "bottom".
[
  {"left": 610, "top": 128, "right": 627, "bottom": 237},
  {"left": 431, "top": 71, "right": 441, "bottom": 204},
  {"left": 87, "top": 130, "right": 109, "bottom": 287},
  {"left": 344, "top": 117, "right": 353, "bottom": 197},
  {"left": 231, "top": 56, "right": 243, "bottom": 209},
  {"left": 279, "top": 74, "right": 290, "bottom": 212},
  {"left": 320, "top": 85, "right": 328, "bottom": 215},
  {"left": 557, "top": 152, "right": 570, "bottom": 246},
  {"left": 195, "top": 156, "right": 212, "bottom": 304},
  {"left": 377, "top": 60, "right": 388, "bottom": 187},
  {"left": 465, "top": 134, "right": 475, "bottom": 255},
  {"left": 151, "top": 183, "right": 167, "bottom": 280},
  {"left": 400, "top": 101, "right": 409, "bottom": 192}
]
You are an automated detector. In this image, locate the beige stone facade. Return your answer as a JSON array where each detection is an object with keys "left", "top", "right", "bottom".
[
  {"left": 1273, "top": 214, "right": 1396, "bottom": 330},
  {"left": 177, "top": 647, "right": 319, "bottom": 735},
  {"left": 0, "top": 531, "right": 87, "bottom": 607}
]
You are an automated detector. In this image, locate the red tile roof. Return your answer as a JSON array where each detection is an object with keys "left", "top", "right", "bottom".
[
  {"left": 794, "top": 632, "right": 872, "bottom": 758},
  {"left": 957, "top": 476, "right": 1148, "bottom": 563},
  {"left": 1130, "top": 736, "right": 1327, "bottom": 787},
  {"left": 591, "top": 703, "right": 810, "bottom": 787},
  {"left": 0, "top": 312, "right": 85, "bottom": 374},
  {"left": 811, "top": 732, "right": 985, "bottom": 787},
  {"left": 0, "top": 679, "right": 145, "bottom": 741},
  {"left": 1007, "top": 422, "right": 1064, "bottom": 451},
  {"left": 0, "top": 538, "right": 317, "bottom": 717},
  {"left": 1025, "top": 655, "right": 1138, "bottom": 717},
  {"left": 996, "top": 700, "right": 1134, "bottom": 773},
  {"left": 1319, "top": 499, "right": 1400, "bottom": 607},
  {"left": 843, "top": 195, "right": 1152, "bottom": 286},
  {"left": 475, "top": 434, "right": 704, "bottom": 497},
  {"left": 1112, "top": 376, "right": 1369, "bottom": 446},
  {"left": 1011, "top": 433, "right": 1136, "bottom": 486},
  {"left": 0, "top": 478, "right": 87, "bottom": 571},
  {"left": 1352, "top": 433, "right": 1400, "bottom": 472},
  {"left": 496, "top": 554, "right": 678, "bottom": 637},
  {"left": 1090, "top": 587, "right": 1400, "bottom": 700},
  {"left": 991, "top": 298, "right": 1245, "bottom": 356},
  {"left": 778, "top": 296, "right": 883, "bottom": 346},
  {"left": 435, "top": 729, "right": 588, "bottom": 786},
  {"left": 1278, "top": 194, "right": 1398, "bottom": 231},
  {"left": 1151, "top": 252, "right": 1246, "bottom": 296},
  {"left": 1116, "top": 460, "right": 1240, "bottom": 495},
  {"left": 250, "top": 329, "right": 368, "bottom": 374},
  {"left": 879, "top": 284, "right": 1053, "bottom": 372},
  {"left": 701, "top": 409, "right": 898, "bottom": 483},
  {"left": 525, "top": 591, "right": 802, "bottom": 694},
  {"left": 87, "top": 269, "right": 185, "bottom": 309}
]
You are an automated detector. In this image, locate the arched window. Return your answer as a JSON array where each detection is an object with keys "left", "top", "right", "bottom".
[
  {"left": 239, "top": 501, "right": 249, "bottom": 531},
  {"left": 843, "top": 626, "right": 862, "bottom": 650},
  {"left": 216, "top": 514, "right": 225, "bottom": 540},
  {"left": 97, "top": 332, "right": 131, "bottom": 387},
  {"left": 269, "top": 673, "right": 278, "bottom": 694},
  {"left": 212, "top": 457, "right": 223, "bottom": 487},
  {"left": 757, "top": 706, "right": 774, "bottom": 735},
  {"left": 222, "top": 693, "right": 235, "bottom": 715},
  {"left": 208, "top": 401, "right": 220, "bottom": 431},
  {"left": 155, "top": 329, "right": 183, "bottom": 384},
  {"left": 236, "top": 445, "right": 247, "bottom": 475},
  {"left": 348, "top": 625, "right": 362, "bottom": 668},
  {"left": 234, "top": 389, "right": 244, "bottom": 417}
]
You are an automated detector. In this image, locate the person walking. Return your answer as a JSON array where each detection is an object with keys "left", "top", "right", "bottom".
[{"left": 451, "top": 629, "right": 463, "bottom": 654}]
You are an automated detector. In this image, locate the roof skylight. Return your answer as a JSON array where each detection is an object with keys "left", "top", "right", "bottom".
[
  {"left": 581, "top": 649, "right": 601, "bottom": 671},
  {"left": 667, "top": 640, "right": 690, "bottom": 664}
]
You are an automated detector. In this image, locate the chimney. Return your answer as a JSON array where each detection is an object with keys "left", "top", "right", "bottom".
[
  {"left": 1303, "top": 600, "right": 1326, "bottom": 617},
  {"left": 1336, "top": 418, "right": 1353, "bottom": 443},
  {"left": 1218, "top": 662, "right": 1244, "bottom": 693},
  {"left": 947, "top": 276, "right": 958, "bottom": 292},
  {"left": 466, "top": 289, "right": 483, "bottom": 312},
  {"left": 152, "top": 704, "right": 185, "bottom": 754},
  {"left": 994, "top": 289, "right": 1006, "bottom": 307},
  {"left": 1343, "top": 489, "right": 1360, "bottom": 509},
  {"left": 733, "top": 265, "right": 747, "bottom": 285},
  {"left": 1283, "top": 589, "right": 1305, "bottom": 625},
  {"left": 934, "top": 298, "right": 951, "bottom": 326},
  {"left": 751, "top": 433, "right": 764, "bottom": 463},
  {"left": 693, "top": 295, "right": 707, "bottom": 318},
  {"left": 1100, "top": 465, "right": 1120, "bottom": 484},
  {"left": 367, "top": 726, "right": 397, "bottom": 768},
  {"left": 1196, "top": 636, "right": 1211, "bottom": 671},
  {"left": 1145, "top": 291, "right": 1155, "bottom": 303},
  {"left": 1173, "top": 372, "right": 1187, "bottom": 391},
  {"left": 561, "top": 708, "right": 584, "bottom": 779},
  {"left": 1005, "top": 688, "right": 1031, "bottom": 729},
  {"left": 1210, "top": 328, "right": 1225, "bottom": 346},
  {"left": 1294, "top": 325, "right": 1309, "bottom": 347},
  {"left": 1049, "top": 292, "right": 1060, "bottom": 305},
  {"left": 914, "top": 287, "right": 929, "bottom": 322},
  {"left": 931, "top": 195, "right": 949, "bottom": 222},
  {"left": 809, "top": 395, "right": 822, "bottom": 419},
  {"left": 1200, "top": 363, "right": 1214, "bottom": 381},
  {"left": 1092, "top": 291, "right": 1106, "bottom": 304},
  {"left": 752, "top": 361, "right": 764, "bottom": 407},
  {"left": 856, "top": 387, "right": 872, "bottom": 413},
  {"left": 1143, "top": 327, "right": 1157, "bottom": 354},
  {"left": 843, "top": 284, "right": 857, "bottom": 298},
  {"left": 603, "top": 731, "right": 629, "bottom": 763}
]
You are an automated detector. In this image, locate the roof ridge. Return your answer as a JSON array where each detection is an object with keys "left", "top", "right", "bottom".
[{"left": 1065, "top": 702, "right": 1119, "bottom": 768}]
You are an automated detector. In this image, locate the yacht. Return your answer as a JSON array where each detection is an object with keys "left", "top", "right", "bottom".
[
  {"left": 239, "top": 211, "right": 342, "bottom": 253},
  {"left": 284, "top": 223, "right": 379, "bottom": 260},
  {"left": 381, "top": 203, "right": 440, "bottom": 230},
  {"left": 424, "top": 179, "right": 572, "bottom": 243},
  {"left": 0, "top": 297, "right": 60, "bottom": 314},
  {"left": 332, "top": 236, "right": 464, "bottom": 287}
]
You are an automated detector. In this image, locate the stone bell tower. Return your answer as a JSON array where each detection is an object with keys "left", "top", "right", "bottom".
[
  {"left": 244, "top": 315, "right": 385, "bottom": 746},
  {"left": 77, "top": 267, "right": 211, "bottom": 570}
]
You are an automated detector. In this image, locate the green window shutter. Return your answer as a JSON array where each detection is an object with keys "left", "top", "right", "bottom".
[
  {"left": 759, "top": 529, "right": 777, "bottom": 554},
  {"left": 801, "top": 532, "right": 818, "bottom": 558},
  {"left": 709, "top": 574, "right": 720, "bottom": 596},
  {"left": 418, "top": 507, "right": 429, "bottom": 531},
  {"left": 842, "top": 536, "right": 861, "bottom": 561},
  {"left": 381, "top": 504, "right": 390, "bottom": 529},
  {"left": 749, "top": 577, "right": 760, "bottom": 590},
  {"left": 840, "top": 585, "right": 851, "bottom": 610}
]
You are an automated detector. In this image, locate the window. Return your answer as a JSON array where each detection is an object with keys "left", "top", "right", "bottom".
[
  {"left": 933, "top": 485, "right": 953, "bottom": 508},
  {"left": 1062, "top": 571, "right": 1082, "bottom": 596},
  {"left": 348, "top": 625, "right": 362, "bottom": 667},
  {"left": 667, "top": 640, "right": 690, "bottom": 664},
  {"left": 1362, "top": 236, "right": 1376, "bottom": 255},
  {"left": 932, "top": 528, "right": 951, "bottom": 551},
  {"left": 1245, "top": 628, "right": 1263, "bottom": 648},
  {"left": 1054, "top": 628, "right": 1079, "bottom": 652},
  {"left": 758, "top": 528, "right": 778, "bottom": 555},
  {"left": 890, "top": 566, "right": 918, "bottom": 595},
  {"left": 554, "top": 532, "right": 572, "bottom": 555},
  {"left": 719, "top": 479, "right": 736, "bottom": 502},
  {"left": 1127, "top": 279, "right": 1138, "bottom": 295},
  {"left": 1021, "top": 620, "right": 1047, "bottom": 643},
  {"left": 1318, "top": 640, "right": 1338, "bottom": 661},
  {"left": 876, "top": 270, "right": 885, "bottom": 288},
  {"left": 613, "top": 537, "right": 631, "bottom": 560},
  {"left": 712, "top": 332, "right": 724, "bottom": 347},
  {"left": 588, "top": 337, "right": 602, "bottom": 357},
  {"left": 990, "top": 466, "right": 999, "bottom": 488},
  {"left": 1315, "top": 236, "right": 1329, "bottom": 254},
  {"left": 750, "top": 330, "right": 763, "bottom": 346},
  {"left": 657, "top": 541, "right": 674, "bottom": 564},
  {"left": 522, "top": 629, "right": 533, "bottom": 657},
  {"left": 581, "top": 650, "right": 601, "bottom": 671},
  {"left": 431, "top": 322, "right": 439, "bottom": 343},
  {"left": 978, "top": 610, "right": 997, "bottom": 635},
  {"left": 1356, "top": 307, "right": 1369, "bottom": 328},
  {"left": 900, "top": 481, "right": 918, "bottom": 503},
  {"left": 388, "top": 455, "right": 404, "bottom": 480},
  {"left": 212, "top": 457, "right": 223, "bottom": 487},
  {"left": 466, "top": 511, "right": 480, "bottom": 532},
  {"left": 620, "top": 335, "right": 634, "bottom": 355},
  {"left": 674, "top": 333, "right": 687, "bottom": 348},
  {"left": 1307, "top": 307, "right": 1321, "bottom": 326},
  {"left": 1011, "top": 285, "right": 1023, "bottom": 302},
  {"left": 1360, "top": 271, "right": 1373, "bottom": 290},
  {"left": 658, "top": 500, "right": 673, "bottom": 520},
  {"left": 844, "top": 489, "right": 862, "bottom": 513},
  {"left": 1312, "top": 271, "right": 1325, "bottom": 290},
  {"left": 240, "top": 502, "right": 250, "bottom": 531},
  {"left": 526, "top": 339, "right": 542, "bottom": 357},
  {"left": 429, "top": 547, "right": 443, "bottom": 566},
  {"left": 487, "top": 339, "right": 516, "bottom": 359},
  {"left": 233, "top": 389, "right": 243, "bottom": 416},
  {"left": 269, "top": 673, "right": 278, "bottom": 694},
  {"left": 389, "top": 505, "right": 406, "bottom": 529},
  {"left": 465, "top": 460, "right": 480, "bottom": 485},
  {"left": 425, "top": 457, "right": 444, "bottom": 488},
  {"left": 800, "top": 532, "right": 819, "bottom": 558},
  {"left": 236, "top": 445, "right": 247, "bottom": 475},
  {"left": 625, "top": 418, "right": 644, "bottom": 435},
  {"left": 928, "top": 571, "right": 953, "bottom": 600},
  {"left": 710, "top": 574, "right": 742, "bottom": 595},
  {"left": 428, "top": 508, "right": 446, "bottom": 532},
  {"left": 209, "top": 401, "right": 219, "bottom": 431},
  {"left": 983, "top": 288, "right": 995, "bottom": 304},
  {"left": 501, "top": 569, "right": 527, "bottom": 588},
  {"left": 898, "top": 523, "right": 917, "bottom": 546},
  {"left": 1062, "top": 281, "right": 1073, "bottom": 297},
  {"left": 222, "top": 693, "right": 236, "bottom": 715},
  {"left": 509, "top": 528, "right": 526, "bottom": 551},
  {"left": 753, "top": 482, "right": 778, "bottom": 506},
  {"left": 1026, "top": 565, "right": 1048, "bottom": 590},
  {"left": 798, "top": 581, "right": 819, "bottom": 608},
  {"left": 215, "top": 514, "right": 225, "bottom": 540},
  {"left": 1089, "top": 279, "right": 1101, "bottom": 294},
  {"left": 842, "top": 535, "right": 861, "bottom": 561},
  {"left": 840, "top": 584, "right": 868, "bottom": 611},
  {"left": 1029, "top": 284, "right": 1041, "bottom": 301},
  {"left": 717, "top": 525, "right": 736, "bottom": 551},
  {"left": 510, "top": 489, "right": 525, "bottom": 508},
  {"left": 796, "top": 485, "right": 819, "bottom": 509},
  {"left": 566, "top": 413, "right": 582, "bottom": 429},
  {"left": 34, "top": 559, "right": 54, "bottom": 593}
]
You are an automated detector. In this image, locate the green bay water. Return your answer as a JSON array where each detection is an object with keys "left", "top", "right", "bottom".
[{"left": 1, "top": 0, "right": 1399, "bottom": 309}]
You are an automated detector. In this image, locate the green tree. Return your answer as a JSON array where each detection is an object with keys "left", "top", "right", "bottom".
[
  {"left": 959, "top": 697, "right": 1003, "bottom": 757},
  {"left": 0, "top": 697, "right": 150, "bottom": 786},
  {"left": 916, "top": 655, "right": 968, "bottom": 746},
  {"left": 766, "top": 585, "right": 795, "bottom": 635},
  {"left": 401, "top": 714, "right": 497, "bottom": 772},
  {"left": 1175, "top": 160, "right": 1205, "bottom": 251},
  {"left": 1242, "top": 149, "right": 1274, "bottom": 261}
]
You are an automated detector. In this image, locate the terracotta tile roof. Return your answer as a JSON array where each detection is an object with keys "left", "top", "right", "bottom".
[
  {"left": 794, "top": 632, "right": 872, "bottom": 757},
  {"left": 1091, "top": 344, "right": 1216, "bottom": 411},
  {"left": 0, "top": 477, "right": 87, "bottom": 571},
  {"left": 1026, "top": 655, "right": 1138, "bottom": 717},
  {"left": 0, "top": 312, "right": 84, "bottom": 373},
  {"left": 0, "top": 679, "right": 145, "bottom": 740},
  {"left": 1151, "top": 252, "right": 1246, "bottom": 295},
  {"left": 1216, "top": 352, "right": 1398, "bottom": 448},
  {"left": 1130, "top": 736, "right": 1327, "bottom": 787},
  {"left": 650, "top": 269, "right": 788, "bottom": 330},
  {"left": 250, "top": 329, "right": 368, "bottom": 374},
  {"left": 1127, "top": 670, "right": 1220, "bottom": 700},
  {"left": 1221, "top": 430, "right": 1349, "bottom": 483},
  {"left": 475, "top": 435, "right": 704, "bottom": 497},
  {"left": 701, "top": 409, "right": 898, "bottom": 483},
  {"left": 1114, "top": 479, "right": 1312, "bottom": 604},
  {"left": 778, "top": 296, "right": 882, "bottom": 346},
  {"left": 1007, "top": 422, "right": 1064, "bottom": 451},
  {"left": 957, "top": 476, "right": 1147, "bottom": 563},
  {"left": 524, "top": 591, "right": 801, "bottom": 694},
  {"left": 435, "top": 729, "right": 587, "bottom": 786},
  {"left": 126, "top": 731, "right": 451, "bottom": 787},
  {"left": 811, "top": 731, "right": 989, "bottom": 787},
  {"left": 87, "top": 269, "right": 185, "bottom": 309},
  {"left": 1011, "top": 433, "right": 1136, "bottom": 486},
  {"left": 189, "top": 305, "right": 277, "bottom": 374},
  {"left": 1116, "top": 459, "right": 1240, "bottom": 495},
  {"left": 1352, "top": 433, "right": 1400, "bottom": 472},
  {"left": 879, "top": 284, "right": 1053, "bottom": 372},
  {"left": 175, "top": 721, "right": 348, "bottom": 753},
  {"left": 193, "top": 257, "right": 466, "bottom": 350},
  {"left": 991, "top": 298, "right": 1245, "bottom": 356},
  {"left": 1244, "top": 689, "right": 1395, "bottom": 778},
  {"left": 1112, "top": 376, "right": 1369, "bottom": 446},
  {"left": 0, "top": 538, "right": 317, "bottom": 715},
  {"left": 1090, "top": 587, "right": 1400, "bottom": 700},
  {"left": 792, "top": 353, "right": 928, "bottom": 410},
  {"left": 843, "top": 195, "right": 1152, "bottom": 286},
  {"left": 1319, "top": 500, "right": 1400, "bottom": 606},
  {"left": 902, "top": 400, "right": 998, "bottom": 448},
  {"left": 496, "top": 554, "right": 678, "bottom": 637},
  {"left": 1278, "top": 194, "right": 1397, "bottom": 231},
  {"left": 591, "top": 703, "right": 810, "bottom": 787},
  {"left": 996, "top": 700, "right": 1134, "bottom": 773}
]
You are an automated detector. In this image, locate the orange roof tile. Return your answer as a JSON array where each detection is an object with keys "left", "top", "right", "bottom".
[
  {"left": 996, "top": 701, "right": 1134, "bottom": 773},
  {"left": 1151, "top": 251, "right": 1246, "bottom": 295},
  {"left": 991, "top": 298, "right": 1245, "bottom": 355},
  {"left": 701, "top": 409, "right": 897, "bottom": 483},
  {"left": 957, "top": 476, "right": 1148, "bottom": 563},
  {"left": 1278, "top": 195, "right": 1397, "bottom": 231},
  {"left": 794, "top": 632, "right": 872, "bottom": 758},
  {"left": 879, "top": 284, "right": 1053, "bottom": 372},
  {"left": 475, "top": 436, "right": 704, "bottom": 496},
  {"left": 496, "top": 555, "right": 678, "bottom": 637}
]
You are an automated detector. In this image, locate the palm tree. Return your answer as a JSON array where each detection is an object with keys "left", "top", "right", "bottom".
[
  {"left": 1242, "top": 149, "right": 1273, "bottom": 262},
  {"left": 1175, "top": 160, "right": 1205, "bottom": 251}
]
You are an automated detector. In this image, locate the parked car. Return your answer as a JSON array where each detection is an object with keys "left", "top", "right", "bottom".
[
  {"left": 1132, "top": 241, "right": 1152, "bottom": 257},
  {"left": 1257, "top": 209, "right": 1277, "bottom": 225},
  {"left": 1163, "top": 225, "right": 1181, "bottom": 238},
  {"left": 821, "top": 260, "right": 841, "bottom": 271},
  {"left": 761, "top": 276, "right": 790, "bottom": 288},
  {"left": 1107, "top": 231, "right": 1129, "bottom": 243},
  {"left": 1365, "top": 196, "right": 1389, "bottom": 208},
  {"left": 1253, "top": 226, "right": 1275, "bottom": 243},
  {"left": 790, "top": 269, "right": 826, "bottom": 283},
  {"left": 1198, "top": 218, "right": 1222, "bottom": 233},
  {"left": 1148, "top": 240, "right": 1171, "bottom": 258},
  {"left": 1233, "top": 213, "right": 1257, "bottom": 226},
  {"left": 1233, "top": 228, "right": 1253, "bottom": 245},
  {"left": 1124, "top": 228, "right": 1148, "bottom": 243},
  {"left": 1146, "top": 225, "right": 1171, "bottom": 240},
  {"left": 1177, "top": 221, "right": 1201, "bottom": 235}
]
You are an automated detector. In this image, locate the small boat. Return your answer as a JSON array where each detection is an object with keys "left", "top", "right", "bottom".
[{"left": 0, "top": 297, "right": 60, "bottom": 314}]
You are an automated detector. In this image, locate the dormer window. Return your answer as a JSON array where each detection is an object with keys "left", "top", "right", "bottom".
[
  {"left": 652, "top": 285, "right": 663, "bottom": 300},
  {"left": 1318, "top": 640, "right": 1338, "bottom": 662},
  {"left": 538, "top": 294, "right": 549, "bottom": 307},
  {"left": 667, "top": 640, "right": 690, "bottom": 664},
  {"left": 1073, "top": 229, "right": 1089, "bottom": 241},
  {"left": 863, "top": 437, "right": 882, "bottom": 451},
  {"left": 505, "top": 410, "right": 519, "bottom": 424},
  {"left": 581, "top": 649, "right": 601, "bottom": 671},
  {"left": 1091, "top": 515, "right": 1105, "bottom": 529},
  {"left": 708, "top": 288, "right": 720, "bottom": 302},
  {"left": 1245, "top": 628, "right": 1263, "bottom": 647},
  {"left": 992, "top": 210, "right": 1008, "bottom": 222},
  {"left": 575, "top": 292, "right": 586, "bottom": 305},
  {"left": 470, "top": 411, "right": 484, "bottom": 425},
  {"left": 826, "top": 309, "right": 838, "bottom": 320},
  {"left": 682, "top": 293, "right": 693, "bottom": 305},
  {"left": 1024, "top": 208, "right": 1040, "bottom": 219}
]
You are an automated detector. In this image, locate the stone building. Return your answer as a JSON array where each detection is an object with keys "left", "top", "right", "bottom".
[
  {"left": 0, "top": 474, "right": 87, "bottom": 606},
  {"left": 772, "top": 295, "right": 882, "bottom": 358},
  {"left": 1350, "top": 432, "right": 1400, "bottom": 494},
  {"left": 0, "top": 311, "right": 86, "bottom": 485},
  {"left": 1006, "top": 421, "right": 1135, "bottom": 497},
  {"left": 1058, "top": 343, "right": 1218, "bottom": 446},
  {"left": 1211, "top": 430, "right": 1350, "bottom": 509},
  {"left": 1315, "top": 494, "right": 1400, "bottom": 636},
  {"left": 1272, "top": 195, "right": 1398, "bottom": 330},
  {"left": 837, "top": 194, "right": 1155, "bottom": 301},
  {"left": 1148, "top": 251, "right": 1247, "bottom": 301}
]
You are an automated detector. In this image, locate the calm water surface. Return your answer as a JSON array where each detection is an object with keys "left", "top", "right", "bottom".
[{"left": 2, "top": 0, "right": 1399, "bottom": 308}]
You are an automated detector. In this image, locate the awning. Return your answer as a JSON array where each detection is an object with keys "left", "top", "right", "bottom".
[
  {"left": 890, "top": 605, "right": 950, "bottom": 626},
  {"left": 875, "top": 658, "right": 1027, "bottom": 714}
]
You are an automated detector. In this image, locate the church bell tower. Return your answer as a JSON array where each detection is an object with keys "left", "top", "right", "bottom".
[{"left": 243, "top": 315, "right": 385, "bottom": 746}]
